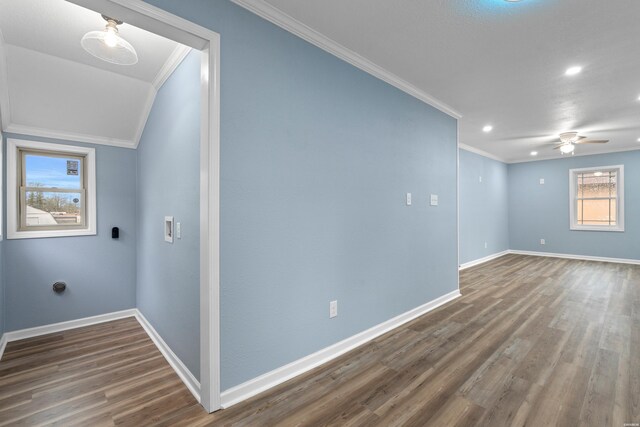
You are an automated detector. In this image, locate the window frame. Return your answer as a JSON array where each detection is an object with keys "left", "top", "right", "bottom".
[
  {"left": 569, "top": 165, "right": 624, "bottom": 232},
  {"left": 7, "top": 138, "right": 97, "bottom": 239}
]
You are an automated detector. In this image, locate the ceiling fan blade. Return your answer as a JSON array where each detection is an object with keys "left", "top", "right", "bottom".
[{"left": 575, "top": 139, "right": 609, "bottom": 144}]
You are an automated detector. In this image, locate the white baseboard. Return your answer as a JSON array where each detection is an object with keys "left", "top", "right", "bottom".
[
  {"left": 508, "top": 249, "right": 640, "bottom": 265},
  {"left": 0, "top": 334, "right": 7, "bottom": 361},
  {"left": 459, "top": 250, "right": 510, "bottom": 270},
  {"left": 220, "top": 289, "right": 461, "bottom": 408},
  {"left": 1, "top": 309, "right": 138, "bottom": 344},
  {"left": 134, "top": 310, "right": 201, "bottom": 403},
  {"left": 0, "top": 308, "right": 200, "bottom": 406}
]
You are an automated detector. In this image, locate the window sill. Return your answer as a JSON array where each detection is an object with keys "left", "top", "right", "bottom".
[
  {"left": 7, "top": 228, "right": 97, "bottom": 240},
  {"left": 570, "top": 225, "right": 624, "bottom": 233}
]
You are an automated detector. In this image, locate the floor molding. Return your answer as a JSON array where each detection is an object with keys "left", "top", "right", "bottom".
[
  {"left": 509, "top": 249, "right": 640, "bottom": 265},
  {"left": 134, "top": 310, "right": 201, "bottom": 403},
  {"left": 220, "top": 289, "right": 461, "bottom": 408},
  {"left": 0, "top": 334, "right": 7, "bottom": 361},
  {"left": 459, "top": 250, "right": 510, "bottom": 270}
]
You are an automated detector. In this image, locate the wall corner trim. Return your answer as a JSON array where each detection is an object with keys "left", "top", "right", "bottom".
[
  {"left": 134, "top": 310, "right": 201, "bottom": 402},
  {"left": 230, "top": 0, "right": 461, "bottom": 120},
  {"left": 459, "top": 250, "right": 510, "bottom": 270},
  {"left": 219, "top": 289, "right": 461, "bottom": 408}
]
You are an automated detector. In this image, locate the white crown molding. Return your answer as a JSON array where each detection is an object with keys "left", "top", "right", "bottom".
[
  {"left": 220, "top": 289, "right": 461, "bottom": 408},
  {"left": 458, "top": 143, "right": 507, "bottom": 163},
  {"left": 459, "top": 250, "right": 509, "bottom": 270},
  {"left": 508, "top": 146, "right": 640, "bottom": 164},
  {"left": 230, "top": 0, "right": 462, "bottom": 120},
  {"left": 152, "top": 44, "right": 192, "bottom": 89},
  {"left": 4, "top": 123, "right": 137, "bottom": 149},
  {"left": 133, "top": 86, "right": 157, "bottom": 149},
  {"left": 134, "top": 310, "right": 201, "bottom": 402}
]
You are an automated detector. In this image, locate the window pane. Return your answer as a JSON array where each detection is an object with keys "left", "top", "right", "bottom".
[
  {"left": 25, "top": 191, "right": 82, "bottom": 226},
  {"left": 611, "top": 199, "right": 617, "bottom": 226},
  {"left": 577, "top": 199, "right": 583, "bottom": 224},
  {"left": 581, "top": 199, "right": 612, "bottom": 225},
  {"left": 579, "top": 173, "right": 614, "bottom": 199},
  {"left": 25, "top": 154, "right": 82, "bottom": 190}
]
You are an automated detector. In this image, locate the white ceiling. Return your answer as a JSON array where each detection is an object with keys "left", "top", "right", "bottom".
[
  {"left": 0, "top": 0, "right": 189, "bottom": 147},
  {"left": 253, "top": 0, "right": 640, "bottom": 163}
]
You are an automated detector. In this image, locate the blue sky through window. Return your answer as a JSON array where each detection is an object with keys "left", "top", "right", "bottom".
[{"left": 25, "top": 155, "right": 82, "bottom": 189}]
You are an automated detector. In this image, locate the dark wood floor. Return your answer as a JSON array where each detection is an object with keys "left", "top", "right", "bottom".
[{"left": 1, "top": 254, "right": 638, "bottom": 426}]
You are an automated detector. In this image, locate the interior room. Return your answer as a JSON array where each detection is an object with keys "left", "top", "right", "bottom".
[{"left": 0, "top": 0, "right": 637, "bottom": 425}]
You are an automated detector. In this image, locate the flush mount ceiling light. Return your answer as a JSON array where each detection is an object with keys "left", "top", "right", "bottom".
[
  {"left": 81, "top": 15, "right": 138, "bottom": 65},
  {"left": 565, "top": 66, "right": 582, "bottom": 76},
  {"left": 482, "top": 125, "right": 493, "bottom": 133}
]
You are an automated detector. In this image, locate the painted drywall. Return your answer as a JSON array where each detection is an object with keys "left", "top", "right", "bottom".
[
  {"left": 146, "top": 0, "right": 459, "bottom": 391},
  {"left": 2, "top": 133, "right": 137, "bottom": 331},
  {"left": 459, "top": 149, "right": 509, "bottom": 264},
  {"left": 509, "top": 150, "right": 640, "bottom": 260},
  {"left": 136, "top": 51, "right": 201, "bottom": 379}
]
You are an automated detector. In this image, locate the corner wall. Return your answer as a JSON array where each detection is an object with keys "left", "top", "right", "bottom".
[
  {"left": 459, "top": 149, "right": 509, "bottom": 265},
  {"left": 1, "top": 134, "right": 137, "bottom": 331},
  {"left": 146, "top": 0, "right": 459, "bottom": 391},
  {"left": 136, "top": 50, "right": 201, "bottom": 379},
  {"left": 508, "top": 150, "right": 640, "bottom": 259}
]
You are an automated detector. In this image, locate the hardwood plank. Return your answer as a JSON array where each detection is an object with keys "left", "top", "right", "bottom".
[{"left": 0, "top": 254, "right": 636, "bottom": 426}]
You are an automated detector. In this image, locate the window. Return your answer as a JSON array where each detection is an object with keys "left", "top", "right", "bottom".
[
  {"left": 7, "top": 139, "right": 96, "bottom": 239},
  {"left": 569, "top": 165, "right": 624, "bottom": 232}
]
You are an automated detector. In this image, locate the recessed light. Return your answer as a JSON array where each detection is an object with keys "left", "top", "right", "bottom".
[
  {"left": 530, "top": 151, "right": 538, "bottom": 156},
  {"left": 637, "top": 137, "right": 640, "bottom": 142},
  {"left": 483, "top": 125, "right": 493, "bottom": 133},
  {"left": 565, "top": 66, "right": 582, "bottom": 76}
]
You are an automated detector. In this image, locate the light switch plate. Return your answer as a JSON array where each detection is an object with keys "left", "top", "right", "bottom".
[
  {"left": 540, "top": 178, "right": 545, "bottom": 185},
  {"left": 406, "top": 193, "right": 412, "bottom": 206},
  {"left": 430, "top": 194, "right": 439, "bottom": 206}
]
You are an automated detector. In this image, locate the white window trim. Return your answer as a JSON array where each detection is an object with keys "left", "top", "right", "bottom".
[
  {"left": 7, "top": 138, "right": 97, "bottom": 239},
  {"left": 569, "top": 164, "right": 624, "bottom": 232}
]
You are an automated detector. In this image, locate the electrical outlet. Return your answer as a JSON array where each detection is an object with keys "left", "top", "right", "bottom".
[
  {"left": 430, "top": 194, "right": 439, "bottom": 206},
  {"left": 540, "top": 239, "right": 546, "bottom": 245},
  {"left": 539, "top": 178, "right": 545, "bottom": 185},
  {"left": 479, "top": 176, "right": 482, "bottom": 183},
  {"left": 484, "top": 242, "right": 488, "bottom": 249},
  {"left": 329, "top": 300, "right": 338, "bottom": 318},
  {"left": 406, "top": 193, "right": 412, "bottom": 206}
]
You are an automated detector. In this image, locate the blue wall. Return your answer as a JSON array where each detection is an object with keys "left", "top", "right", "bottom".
[
  {"left": 137, "top": 51, "right": 201, "bottom": 379},
  {"left": 2, "top": 134, "right": 137, "bottom": 331},
  {"left": 0, "top": 240, "right": 4, "bottom": 336},
  {"left": 459, "top": 149, "right": 509, "bottom": 264},
  {"left": 509, "top": 151, "right": 640, "bottom": 260},
  {"left": 146, "top": 0, "right": 459, "bottom": 390}
]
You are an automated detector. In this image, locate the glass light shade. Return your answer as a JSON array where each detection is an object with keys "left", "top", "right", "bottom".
[
  {"left": 560, "top": 143, "right": 575, "bottom": 154},
  {"left": 81, "top": 22, "right": 138, "bottom": 65}
]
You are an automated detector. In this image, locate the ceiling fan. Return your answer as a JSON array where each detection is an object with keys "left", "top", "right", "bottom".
[{"left": 553, "top": 131, "right": 609, "bottom": 154}]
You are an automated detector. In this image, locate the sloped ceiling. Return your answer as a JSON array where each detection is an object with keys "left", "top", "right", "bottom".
[
  {"left": 0, "top": 0, "right": 190, "bottom": 148},
  {"left": 237, "top": 0, "right": 640, "bottom": 163}
]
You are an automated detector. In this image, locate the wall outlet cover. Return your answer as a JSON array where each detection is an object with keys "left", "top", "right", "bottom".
[{"left": 329, "top": 300, "right": 338, "bottom": 318}]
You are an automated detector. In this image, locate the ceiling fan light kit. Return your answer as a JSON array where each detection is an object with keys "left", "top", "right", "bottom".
[{"left": 81, "top": 15, "right": 138, "bottom": 65}]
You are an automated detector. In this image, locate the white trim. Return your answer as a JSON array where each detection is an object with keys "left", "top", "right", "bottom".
[
  {"left": 459, "top": 250, "right": 510, "bottom": 270},
  {"left": 4, "top": 124, "right": 136, "bottom": 149},
  {"left": 230, "top": 0, "right": 461, "bottom": 120},
  {"left": 132, "top": 86, "right": 157, "bottom": 149},
  {"left": 458, "top": 143, "right": 507, "bottom": 163},
  {"left": 6, "top": 138, "right": 98, "bottom": 240},
  {"left": 220, "top": 289, "right": 461, "bottom": 408},
  {"left": 0, "top": 335, "right": 7, "bottom": 361},
  {"left": 1, "top": 309, "right": 137, "bottom": 343},
  {"left": 152, "top": 45, "right": 192, "bottom": 90},
  {"left": 508, "top": 146, "right": 640, "bottom": 164},
  {"left": 508, "top": 249, "right": 640, "bottom": 265},
  {"left": 134, "top": 309, "right": 201, "bottom": 402},
  {"left": 569, "top": 165, "right": 624, "bottom": 232}
]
